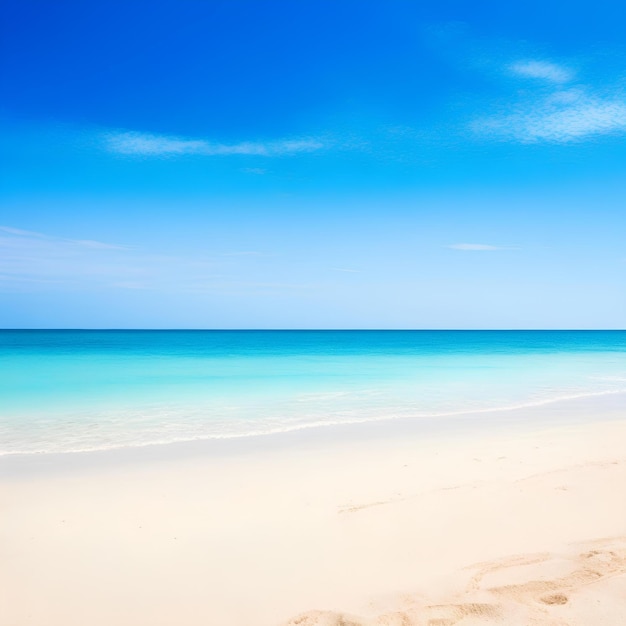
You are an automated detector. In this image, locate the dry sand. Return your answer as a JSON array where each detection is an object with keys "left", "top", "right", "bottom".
[{"left": 1, "top": 395, "right": 625, "bottom": 625}]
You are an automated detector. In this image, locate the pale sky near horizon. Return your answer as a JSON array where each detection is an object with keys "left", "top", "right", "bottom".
[{"left": 1, "top": 1, "right": 625, "bottom": 328}]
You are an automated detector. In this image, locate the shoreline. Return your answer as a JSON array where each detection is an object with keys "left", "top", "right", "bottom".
[
  {"left": 2, "top": 394, "right": 626, "bottom": 625},
  {"left": 2, "top": 391, "right": 625, "bottom": 476}
]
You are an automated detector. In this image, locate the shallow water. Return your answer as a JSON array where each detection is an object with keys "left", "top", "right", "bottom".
[{"left": 1, "top": 330, "right": 625, "bottom": 454}]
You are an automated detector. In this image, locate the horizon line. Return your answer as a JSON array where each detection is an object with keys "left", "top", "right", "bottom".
[{"left": 1, "top": 328, "right": 624, "bottom": 332}]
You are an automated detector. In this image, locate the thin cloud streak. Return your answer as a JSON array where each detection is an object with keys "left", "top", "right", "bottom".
[
  {"left": 0, "top": 225, "right": 128, "bottom": 250},
  {"left": 447, "top": 243, "right": 511, "bottom": 251},
  {"left": 0, "top": 225, "right": 49, "bottom": 238},
  {"left": 0, "top": 226, "right": 302, "bottom": 296},
  {"left": 509, "top": 60, "right": 574, "bottom": 83},
  {"left": 0, "top": 227, "right": 142, "bottom": 292},
  {"left": 104, "top": 131, "right": 328, "bottom": 157}
]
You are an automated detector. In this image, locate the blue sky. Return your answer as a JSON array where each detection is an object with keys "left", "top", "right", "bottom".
[{"left": 1, "top": 0, "right": 625, "bottom": 328}]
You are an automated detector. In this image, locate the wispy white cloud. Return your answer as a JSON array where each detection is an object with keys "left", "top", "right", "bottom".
[
  {"left": 509, "top": 60, "right": 574, "bottom": 83},
  {"left": 0, "top": 228, "right": 192, "bottom": 293},
  {"left": 447, "top": 243, "right": 510, "bottom": 251},
  {"left": 0, "top": 226, "right": 137, "bottom": 290},
  {"left": 0, "top": 225, "right": 48, "bottom": 238},
  {"left": 0, "top": 225, "right": 291, "bottom": 295},
  {"left": 473, "top": 87, "right": 626, "bottom": 143},
  {"left": 0, "top": 225, "right": 128, "bottom": 250},
  {"left": 71, "top": 239, "right": 128, "bottom": 250},
  {"left": 473, "top": 56, "right": 626, "bottom": 144},
  {"left": 103, "top": 130, "right": 327, "bottom": 157}
]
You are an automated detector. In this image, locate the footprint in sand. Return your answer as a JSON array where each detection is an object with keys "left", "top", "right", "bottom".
[
  {"left": 477, "top": 538, "right": 626, "bottom": 601},
  {"left": 283, "top": 537, "right": 626, "bottom": 626},
  {"left": 286, "top": 611, "right": 363, "bottom": 626},
  {"left": 285, "top": 604, "right": 499, "bottom": 626},
  {"left": 539, "top": 592, "right": 569, "bottom": 605}
]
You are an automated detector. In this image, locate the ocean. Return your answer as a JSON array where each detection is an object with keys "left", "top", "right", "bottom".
[{"left": 1, "top": 330, "right": 625, "bottom": 455}]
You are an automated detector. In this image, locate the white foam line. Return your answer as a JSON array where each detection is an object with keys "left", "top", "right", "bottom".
[{"left": 2, "top": 388, "right": 625, "bottom": 457}]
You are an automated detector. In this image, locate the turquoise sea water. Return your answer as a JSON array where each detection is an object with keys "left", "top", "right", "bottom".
[{"left": 0, "top": 330, "right": 625, "bottom": 454}]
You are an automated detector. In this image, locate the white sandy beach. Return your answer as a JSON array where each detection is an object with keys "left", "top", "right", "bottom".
[{"left": 2, "top": 394, "right": 626, "bottom": 626}]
